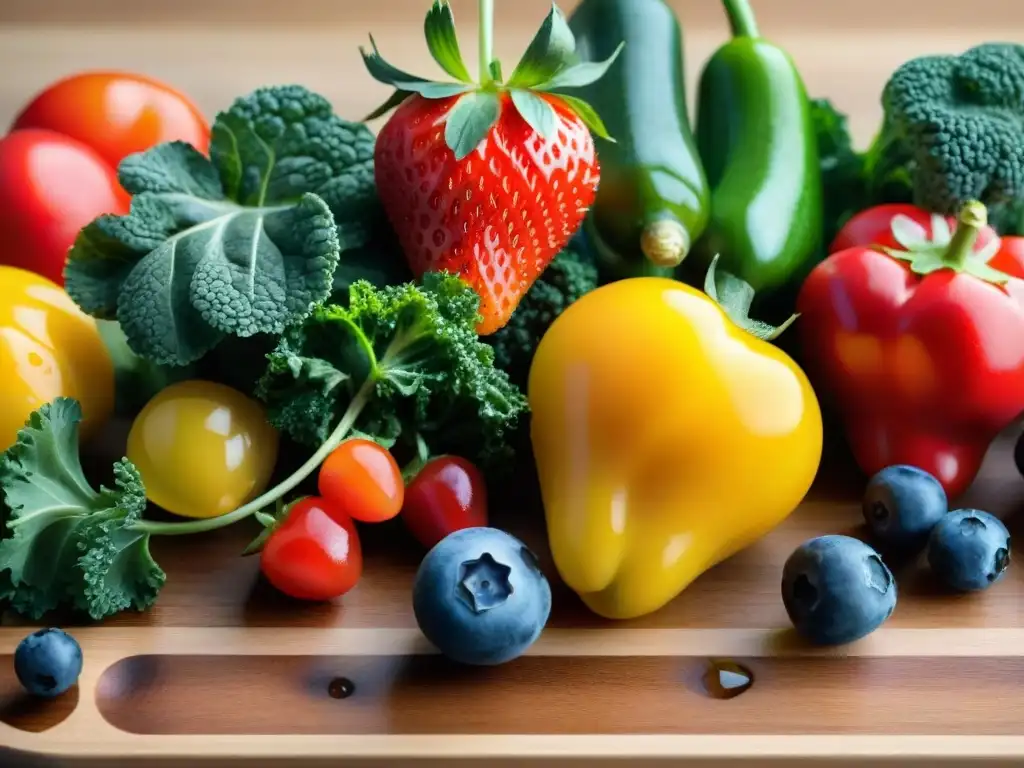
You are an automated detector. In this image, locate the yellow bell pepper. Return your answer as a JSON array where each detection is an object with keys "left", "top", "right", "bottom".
[
  {"left": 528, "top": 263, "right": 823, "bottom": 620},
  {"left": 0, "top": 266, "right": 114, "bottom": 450}
]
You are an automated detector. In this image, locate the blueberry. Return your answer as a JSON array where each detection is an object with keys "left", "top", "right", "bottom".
[
  {"left": 927, "top": 509, "right": 1011, "bottom": 591},
  {"left": 14, "top": 628, "right": 83, "bottom": 698},
  {"left": 781, "top": 535, "right": 897, "bottom": 646},
  {"left": 413, "top": 527, "right": 552, "bottom": 666},
  {"left": 862, "top": 465, "right": 948, "bottom": 551}
]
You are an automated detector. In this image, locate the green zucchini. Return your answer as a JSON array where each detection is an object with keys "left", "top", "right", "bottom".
[{"left": 568, "top": 0, "right": 711, "bottom": 279}]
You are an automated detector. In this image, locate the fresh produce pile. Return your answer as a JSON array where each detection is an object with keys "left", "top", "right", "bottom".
[{"left": 3, "top": 0, "right": 1024, "bottom": 689}]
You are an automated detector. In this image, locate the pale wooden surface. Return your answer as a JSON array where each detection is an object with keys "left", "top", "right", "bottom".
[{"left": 1, "top": 0, "right": 1024, "bottom": 145}]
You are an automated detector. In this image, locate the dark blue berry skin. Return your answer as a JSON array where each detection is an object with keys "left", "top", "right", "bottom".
[
  {"left": 14, "top": 628, "right": 83, "bottom": 698},
  {"left": 413, "top": 527, "right": 552, "bottom": 666},
  {"left": 781, "top": 535, "right": 897, "bottom": 646},
  {"left": 927, "top": 509, "right": 1011, "bottom": 592},
  {"left": 862, "top": 465, "right": 948, "bottom": 551}
]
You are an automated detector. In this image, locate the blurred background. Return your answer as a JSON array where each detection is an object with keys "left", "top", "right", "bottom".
[{"left": 1, "top": 0, "right": 1022, "bottom": 145}]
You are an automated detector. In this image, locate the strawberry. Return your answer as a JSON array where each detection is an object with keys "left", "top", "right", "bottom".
[{"left": 361, "top": 0, "right": 621, "bottom": 335}]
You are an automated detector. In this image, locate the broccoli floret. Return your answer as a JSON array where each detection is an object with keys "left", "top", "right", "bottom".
[
  {"left": 864, "top": 42, "right": 1024, "bottom": 231},
  {"left": 810, "top": 98, "right": 871, "bottom": 247},
  {"left": 486, "top": 246, "right": 599, "bottom": 389}
]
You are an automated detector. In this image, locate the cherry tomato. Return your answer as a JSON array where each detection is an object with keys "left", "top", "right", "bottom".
[
  {"left": 317, "top": 438, "right": 404, "bottom": 523},
  {"left": 260, "top": 496, "right": 363, "bottom": 601},
  {"left": 11, "top": 71, "right": 210, "bottom": 170},
  {"left": 127, "top": 380, "right": 279, "bottom": 519},
  {"left": 402, "top": 456, "right": 488, "bottom": 549},
  {"left": 830, "top": 203, "right": 998, "bottom": 254},
  {"left": 0, "top": 129, "right": 130, "bottom": 286}
]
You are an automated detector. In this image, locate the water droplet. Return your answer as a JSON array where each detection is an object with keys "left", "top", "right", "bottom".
[
  {"left": 327, "top": 677, "right": 355, "bottom": 699},
  {"left": 701, "top": 660, "right": 753, "bottom": 700}
]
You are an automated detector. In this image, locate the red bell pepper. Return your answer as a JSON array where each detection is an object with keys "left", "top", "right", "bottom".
[{"left": 798, "top": 200, "right": 1024, "bottom": 497}]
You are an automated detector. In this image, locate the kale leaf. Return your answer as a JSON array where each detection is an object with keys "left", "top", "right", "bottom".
[
  {"left": 65, "top": 85, "right": 379, "bottom": 367},
  {"left": 256, "top": 272, "right": 528, "bottom": 476},
  {"left": 0, "top": 398, "right": 164, "bottom": 620}
]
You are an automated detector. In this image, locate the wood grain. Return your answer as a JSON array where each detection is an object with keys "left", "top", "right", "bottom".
[{"left": 92, "top": 654, "right": 1024, "bottom": 736}]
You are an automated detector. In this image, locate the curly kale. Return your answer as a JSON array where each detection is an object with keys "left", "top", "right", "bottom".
[
  {"left": 486, "top": 246, "right": 598, "bottom": 389},
  {"left": 863, "top": 42, "right": 1024, "bottom": 233},
  {"left": 255, "top": 272, "right": 528, "bottom": 476},
  {"left": 65, "top": 84, "right": 381, "bottom": 367},
  {"left": 0, "top": 399, "right": 164, "bottom": 620}
]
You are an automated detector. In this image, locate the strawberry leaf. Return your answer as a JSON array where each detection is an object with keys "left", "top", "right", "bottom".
[
  {"left": 507, "top": 4, "right": 576, "bottom": 89},
  {"left": 424, "top": 0, "right": 473, "bottom": 83},
  {"left": 360, "top": 34, "right": 470, "bottom": 100},
  {"left": 444, "top": 91, "right": 501, "bottom": 161},
  {"left": 554, "top": 93, "right": 614, "bottom": 141},
  {"left": 364, "top": 89, "right": 413, "bottom": 122},
  {"left": 534, "top": 43, "right": 625, "bottom": 90},
  {"left": 510, "top": 89, "right": 557, "bottom": 140}
]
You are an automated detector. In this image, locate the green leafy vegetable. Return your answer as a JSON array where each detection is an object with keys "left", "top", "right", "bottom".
[
  {"left": 65, "top": 84, "right": 380, "bottom": 367},
  {"left": 486, "top": 245, "right": 598, "bottom": 389},
  {"left": 832, "top": 42, "right": 1024, "bottom": 237},
  {"left": 0, "top": 398, "right": 164, "bottom": 621},
  {"left": 131, "top": 273, "right": 527, "bottom": 537},
  {"left": 809, "top": 98, "right": 869, "bottom": 248}
]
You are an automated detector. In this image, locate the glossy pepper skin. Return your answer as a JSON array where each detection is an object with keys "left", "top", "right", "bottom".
[
  {"left": 529, "top": 272, "right": 823, "bottom": 620},
  {"left": 798, "top": 201, "right": 1024, "bottom": 498},
  {"left": 568, "top": 0, "right": 710, "bottom": 278},
  {"left": 690, "top": 0, "right": 822, "bottom": 306}
]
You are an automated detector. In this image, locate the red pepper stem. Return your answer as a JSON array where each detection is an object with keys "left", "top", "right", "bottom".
[
  {"left": 721, "top": 0, "right": 760, "bottom": 38},
  {"left": 944, "top": 200, "right": 988, "bottom": 271}
]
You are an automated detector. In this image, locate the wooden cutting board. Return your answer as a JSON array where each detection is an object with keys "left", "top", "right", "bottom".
[
  {"left": 2, "top": 418, "right": 1024, "bottom": 765},
  {"left": 4, "top": 1, "right": 1024, "bottom": 765}
]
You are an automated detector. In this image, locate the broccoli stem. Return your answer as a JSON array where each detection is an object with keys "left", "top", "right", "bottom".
[
  {"left": 128, "top": 377, "right": 377, "bottom": 536},
  {"left": 479, "top": 0, "right": 495, "bottom": 85},
  {"left": 944, "top": 200, "right": 988, "bottom": 270},
  {"left": 721, "top": 0, "right": 760, "bottom": 38}
]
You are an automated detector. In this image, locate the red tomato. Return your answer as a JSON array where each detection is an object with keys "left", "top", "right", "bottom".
[
  {"left": 0, "top": 129, "right": 130, "bottom": 286},
  {"left": 260, "top": 497, "right": 363, "bottom": 601},
  {"left": 318, "top": 438, "right": 404, "bottom": 523},
  {"left": 830, "top": 203, "right": 998, "bottom": 254},
  {"left": 402, "top": 456, "right": 488, "bottom": 549},
  {"left": 11, "top": 71, "right": 210, "bottom": 171}
]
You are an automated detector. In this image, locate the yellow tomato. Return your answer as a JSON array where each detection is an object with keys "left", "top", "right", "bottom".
[
  {"left": 0, "top": 266, "right": 114, "bottom": 450},
  {"left": 127, "top": 380, "right": 280, "bottom": 519}
]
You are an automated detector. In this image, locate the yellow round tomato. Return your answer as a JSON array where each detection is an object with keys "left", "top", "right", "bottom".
[
  {"left": 127, "top": 380, "right": 280, "bottom": 519},
  {"left": 0, "top": 265, "right": 114, "bottom": 450}
]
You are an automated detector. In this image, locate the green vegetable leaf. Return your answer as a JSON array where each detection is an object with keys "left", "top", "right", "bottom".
[
  {"left": 510, "top": 89, "right": 557, "bottom": 140},
  {"left": 704, "top": 255, "right": 798, "bottom": 342},
  {"left": 507, "top": 4, "right": 577, "bottom": 89},
  {"left": 257, "top": 273, "right": 528, "bottom": 472},
  {"left": 424, "top": 0, "right": 473, "bottom": 82},
  {"left": 360, "top": 34, "right": 472, "bottom": 100},
  {"left": 534, "top": 43, "right": 624, "bottom": 91},
  {"left": 65, "top": 85, "right": 380, "bottom": 367},
  {"left": 0, "top": 398, "right": 165, "bottom": 621},
  {"left": 445, "top": 92, "right": 501, "bottom": 161},
  {"left": 554, "top": 93, "right": 614, "bottom": 141}
]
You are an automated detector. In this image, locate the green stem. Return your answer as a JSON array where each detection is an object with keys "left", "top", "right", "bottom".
[
  {"left": 479, "top": 0, "right": 495, "bottom": 85},
  {"left": 129, "top": 377, "right": 377, "bottom": 536},
  {"left": 721, "top": 0, "right": 760, "bottom": 38},
  {"left": 944, "top": 200, "right": 987, "bottom": 270}
]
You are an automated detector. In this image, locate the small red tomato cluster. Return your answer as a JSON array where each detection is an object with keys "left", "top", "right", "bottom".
[
  {"left": 0, "top": 72, "right": 210, "bottom": 287},
  {"left": 258, "top": 440, "right": 488, "bottom": 602}
]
